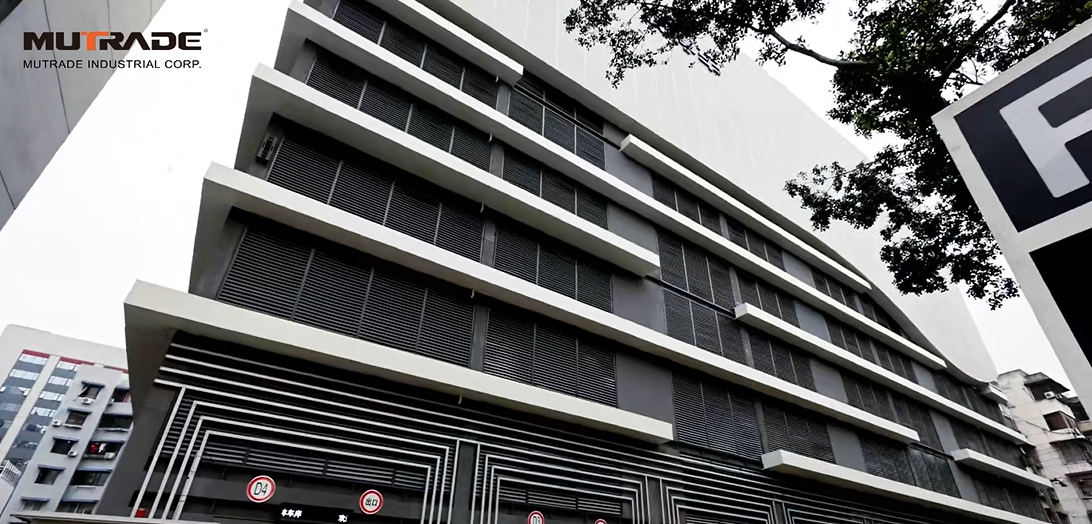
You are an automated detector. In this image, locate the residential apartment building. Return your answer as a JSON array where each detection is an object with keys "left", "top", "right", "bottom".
[
  {"left": 998, "top": 371, "right": 1092, "bottom": 524},
  {"left": 0, "top": 326, "right": 132, "bottom": 519},
  {"left": 0, "top": 0, "right": 165, "bottom": 228},
  {"left": 87, "top": 0, "right": 1050, "bottom": 523}
]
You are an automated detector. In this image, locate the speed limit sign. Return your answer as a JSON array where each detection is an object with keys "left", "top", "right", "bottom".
[
  {"left": 528, "top": 511, "right": 545, "bottom": 524},
  {"left": 246, "top": 475, "right": 275, "bottom": 503},
  {"left": 359, "top": 489, "right": 383, "bottom": 515}
]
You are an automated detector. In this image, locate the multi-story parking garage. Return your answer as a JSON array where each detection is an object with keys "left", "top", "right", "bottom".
[{"left": 94, "top": 1, "right": 1051, "bottom": 524}]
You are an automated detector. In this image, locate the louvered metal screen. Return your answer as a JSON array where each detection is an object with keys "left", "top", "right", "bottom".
[
  {"left": 762, "top": 401, "right": 834, "bottom": 462},
  {"left": 306, "top": 48, "right": 492, "bottom": 172},
  {"left": 671, "top": 372, "right": 762, "bottom": 461},
  {"left": 656, "top": 232, "right": 738, "bottom": 309},
  {"left": 497, "top": 484, "right": 623, "bottom": 515},
  {"left": 492, "top": 223, "right": 613, "bottom": 312},
  {"left": 970, "top": 470, "right": 1046, "bottom": 521},
  {"left": 483, "top": 309, "right": 617, "bottom": 406},
  {"left": 860, "top": 434, "right": 962, "bottom": 497},
  {"left": 500, "top": 149, "right": 609, "bottom": 229},
  {"left": 747, "top": 330, "right": 815, "bottom": 390},
  {"left": 218, "top": 226, "right": 474, "bottom": 367},
  {"left": 332, "top": 0, "right": 499, "bottom": 106},
  {"left": 507, "top": 90, "right": 607, "bottom": 170},
  {"left": 662, "top": 290, "right": 748, "bottom": 366}
]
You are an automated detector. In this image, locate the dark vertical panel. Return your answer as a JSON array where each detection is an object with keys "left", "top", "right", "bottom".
[
  {"left": 330, "top": 160, "right": 394, "bottom": 225},
  {"left": 358, "top": 270, "right": 427, "bottom": 352},
  {"left": 333, "top": 0, "right": 384, "bottom": 42},
  {"left": 657, "top": 233, "right": 688, "bottom": 290},
  {"left": 664, "top": 290, "right": 696, "bottom": 346},
  {"left": 417, "top": 289, "right": 475, "bottom": 366},
  {"left": 218, "top": 229, "right": 312, "bottom": 319},
  {"left": 293, "top": 251, "right": 371, "bottom": 337},
  {"left": 683, "top": 246, "right": 713, "bottom": 301},
  {"left": 483, "top": 310, "right": 535, "bottom": 384},
  {"left": 268, "top": 136, "right": 340, "bottom": 204}
]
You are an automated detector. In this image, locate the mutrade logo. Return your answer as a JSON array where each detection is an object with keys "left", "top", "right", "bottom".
[
  {"left": 23, "top": 31, "right": 201, "bottom": 51},
  {"left": 1000, "top": 58, "right": 1092, "bottom": 198}
]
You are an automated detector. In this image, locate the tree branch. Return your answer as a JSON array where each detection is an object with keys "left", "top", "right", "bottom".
[
  {"left": 764, "top": 26, "right": 872, "bottom": 68},
  {"left": 937, "top": 0, "right": 1019, "bottom": 83}
]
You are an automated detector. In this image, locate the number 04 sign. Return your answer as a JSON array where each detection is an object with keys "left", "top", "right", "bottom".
[
  {"left": 359, "top": 490, "right": 383, "bottom": 515},
  {"left": 246, "top": 475, "right": 275, "bottom": 503}
]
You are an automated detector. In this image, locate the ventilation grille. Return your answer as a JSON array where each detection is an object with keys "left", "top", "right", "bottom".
[
  {"left": 672, "top": 372, "right": 762, "bottom": 461},
  {"left": 332, "top": 0, "right": 498, "bottom": 106},
  {"left": 218, "top": 226, "right": 474, "bottom": 367},
  {"left": 493, "top": 223, "right": 613, "bottom": 312},
  {"left": 496, "top": 485, "right": 623, "bottom": 515},
  {"left": 507, "top": 90, "right": 606, "bottom": 170},
  {"left": 306, "top": 48, "right": 492, "bottom": 172},
  {"left": 483, "top": 310, "right": 617, "bottom": 406},
  {"left": 663, "top": 290, "right": 747, "bottom": 366},
  {"left": 860, "top": 434, "right": 962, "bottom": 498},
  {"left": 501, "top": 149, "right": 609, "bottom": 229},
  {"left": 763, "top": 400, "right": 834, "bottom": 462}
]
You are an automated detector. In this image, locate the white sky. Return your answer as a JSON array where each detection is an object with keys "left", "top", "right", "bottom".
[{"left": 0, "top": 0, "right": 1070, "bottom": 387}]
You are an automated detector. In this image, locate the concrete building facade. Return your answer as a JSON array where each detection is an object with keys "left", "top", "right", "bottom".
[
  {"left": 998, "top": 370, "right": 1092, "bottom": 524},
  {"left": 0, "top": 0, "right": 165, "bottom": 228},
  {"left": 0, "top": 326, "right": 132, "bottom": 520},
  {"left": 0, "top": 0, "right": 1036, "bottom": 523}
]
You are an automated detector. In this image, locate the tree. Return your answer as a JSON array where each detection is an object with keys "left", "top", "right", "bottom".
[{"left": 564, "top": 0, "right": 1091, "bottom": 308}]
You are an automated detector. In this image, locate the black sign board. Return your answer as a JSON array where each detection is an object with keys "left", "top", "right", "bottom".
[{"left": 277, "top": 504, "right": 356, "bottom": 524}]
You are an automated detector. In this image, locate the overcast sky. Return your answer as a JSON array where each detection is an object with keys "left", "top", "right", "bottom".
[{"left": 0, "top": 0, "right": 1070, "bottom": 387}]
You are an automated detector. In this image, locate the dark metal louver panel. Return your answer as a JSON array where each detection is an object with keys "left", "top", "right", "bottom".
[
  {"left": 663, "top": 290, "right": 696, "bottom": 346},
  {"left": 691, "top": 302, "right": 721, "bottom": 355},
  {"left": 725, "top": 216, "right": 747, "bottom": 248},
  {"left": 675, "top": 192, "right": 701, "bottom": 224},
  {"left": 218, "top": 229, "right": 312, "bottom": 319},
  {"left": 386, "top": 182, "right": 441, "bottom": 243},
  {"left": 737, "top": 271, "right": 760, "bottom": 308},
  {"left": 749, "top": 330, "right": 775, "bottom": 378},
  {"left": 307, "top": 51, "right": 366, "bottom": 109},
  {"left": 770, "top": 341, "right": 797, "bottom": 385},
  {"left": 577, "top": 341, "right": 616, "bottom": 405},
  {"left": 360, "top": 80, "right": 413, "bottom": 129},
  {"left": 766, "top": 246, "right": 785, "bottom": 270},
  {"left": 790, "top": 350, "right": 815, "bottom": 390},
  {"left": 333, "top": 0, "right": 384, "bottom": 43},
  {"left": 538, "top": 246, "right": 577, "bottom": 299},
  {"left": 709, "top": 260, "right": 734, "bottom": 308},
  {"left": 359, "top": 270, "right": 426, "bottom": 352},
  {"left": 483, "top": 310, "right": 535, "bottom": 384},
  {"left": 543, "top": 110, "right": 576, "bottom": 152},
  {"left": 329, "top": 160, "right": 393, "bottom": 224},
  {"left": 576, "top": 261, "right": 613, "bottom": 313},
  {"left": 673, "top": 373, "right": 762, "bottom": 461},
  {"left": 745, "top": 230, "right": 768, "bottom": 261},
  {"left": 461, "top": 66, "right": 498, "bottom": 107},
  {"left": 493, "top": 226, "right": 538, "bottom": 283},
  {"left": 717, "top": 314, "right": 747, "bottom": 365},
  {"left": 542, "top": 171, "right": 577, "bottom": 213},
  {"left": 651, "top": 176, "right": 677, "bottom": 209},
  {"left": 917, "top": 449, "right": 959, "bottom": 497},
  {"left": 451, "top": 126, "right": 492, "bottom": 171},
  {"left": 509, "top": 90, "right": 544, "bottom": 134},
  {"left": 756, "top": 282, "right": 781, "bottom": 318},
  {"left": 672, "top": 373, "right": 707, "bottom": 446},
  {"left": 697, "top": 203, "right": 722, "bottom": 235},
  {"left": 417, "top": 289, "right": 474, "bottom": 366},
  {"left": 860, "top": 435, "right": 914, "bottom": 485},
  {"left": 268, "top": 136, "right": 340, "bottom": 204},
  {"left": 777, "top": 292, "right": 799, "bottom": 326},
  {"left": 533, "top": 325, "right": 579, "bottom": 396},
  {"left": 161, "top": 397, "right": 195, "bottom": 456},
  {"left": 575, "top": 190, "right": 609, "bottom": 228},
  {"left": 683, "top": 246, "right": 713, "bottom": 302},
  {"left": 657, "top": 234, "right": 688, "bottom": 290},
  {"left": 501, "top": 150, "right": 542, "bottom": 194},
  {"left": 379, "top": 22, "right": 426, "bottom": 66},
  {"left": 812, "top": 270, "right": 829, "bottom": 296},
  {"left": 575, "top": 127, "right": 606, "bottom": 170},
  {"left": 407, "top": 103, "right": 455, "bottom": 151},
  {"left": 763, "top": 402, "right": 834, "bottom": 462},
  {"left": 293, "top": 251, "right": 371, "bottom": 337},
  {"left": 435, "top": 204, "right": 484, "bottom": 261},
  {"left": 421, "top": 46, "right": 462, "bottom": 88}
]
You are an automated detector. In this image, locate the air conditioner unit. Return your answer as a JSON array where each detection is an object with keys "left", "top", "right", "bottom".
[
  {"left": 50, "top": 420, "right": 62, "bottom": 427},
  {"left": 108, "top": 399, "right": 114, "bottom": 405},
  {"left": 67, "top": 451, "right": 78, "bottom": 458},
  {"left": 1045, "top": 391, "right": 1057, "bottom": 399},
  {"left": 104, "top": 452, "right": 117, "bottom": 460},
  {"left": 256, "top": 135, "right": 278, "bottom": 164},
  {"left": 80, "top": 398, "right": 94, "bottom": 405}
]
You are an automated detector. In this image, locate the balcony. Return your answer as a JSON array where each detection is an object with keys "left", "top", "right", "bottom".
[
  {"left": 950, "top": 449, "right": 1050, "bottom": 488},
  {"left": 1078, "top": 419, "right": 1092, "bottom": 436}
]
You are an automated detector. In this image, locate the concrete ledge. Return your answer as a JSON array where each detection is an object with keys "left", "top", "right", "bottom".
[
  {"left": 735, "top": 304, "right": 1029, "bottom": 445},
  {"left": 762, "top": 451, "right": 1046, "bottom": 524},
  {"left": 981, "top": 383, "right": 1010, "bottom": 405},
  {"left": 196, "top": 163, "right": 919, "bottom": 444},
  {"left": 951, "top": 449, "right": 1050, "bottom": 488},
  {"left": 124, "top": 281, "right": 675, "bottom": 444},
  {"left": 11, "top": 513, "right": 215, "bottom": 524},
  {"left": 620, "top": 135, "right": 870, "bottom": 292},
  {"left": 235, "top": 64, "right": 659, "bottom": 277}
]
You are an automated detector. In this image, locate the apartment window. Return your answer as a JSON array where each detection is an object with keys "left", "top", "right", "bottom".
[
  {"left": 24, "top": 423, "right": 46, "bottom": 434},
  {"left": 1057, "top": 441, "right": 1092, "bottom": 464},
  {"left": 18, "top": 354, "right": 48, "bottom": 366},
  {"left": 64, "top": 410, "right": 88, "bottom": 427},
  {"left": 55, "top": 361, "right": 78, "bottom": 371},
  {"left": 38, "top": 391, "right": 65, "bottom": 402},
  {"left": 69, "top": 470, "right": 109, "bottom": 487},
  {"left": 20, "top": 499, "right": 46, "bottom": 511},
  {"left": 34, "top": 467, "right": 61, "bottom": 485},
  {"left": 1074, "top": 473, "right": 1092, "bottom": 498},
  {"left": 9, "top": 369, "right": 40, "bottom": 381},
  {"left": 15, "top": 440, "right": 38, "bottom": 450},
  {"left": 85, "top": 440, "right": 123, "bottom": 457},
  {"left": 109, "top": 388, "right": 131, "bottom": 403},
  {"left": 98, "top": 414, "right": 133, "bottom": 430},
  {"left": 78, "top": 383, "right": 102, "bottom": 399},
  {"left": 51, "top": 438, "right": 76, "bottom": 454},
  {"left": 0, "top": 402, "right": 20, "bottom": 412},
  {"left": 57, "top": 502, "right": 96, "bottom": 514},
  {"left": 48, "top": 376, "right": 73, "bottom": 387},
  {"left": 29, "top": 407, "right": 56, "bottom": 417},
  {"left": 1044, "top": 411, "right": 1077, "bottom": 432}
]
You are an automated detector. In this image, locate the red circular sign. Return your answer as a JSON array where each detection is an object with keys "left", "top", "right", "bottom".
[
  {"left": 246, "top": 475, "right": 275, "bottom": 503},
  {"left": 359, "top": 489, "right": 383, "bottom": 515},
  {"left": 595, "top": 520, "right": 607, "bottom": 524},
  {"left": 528, "top": 511, "right": 545, "bottom": 524}
]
